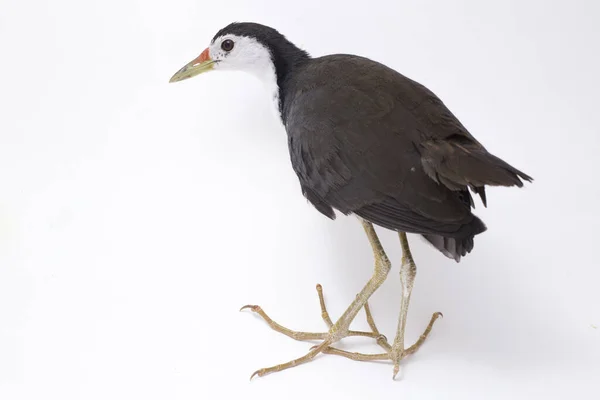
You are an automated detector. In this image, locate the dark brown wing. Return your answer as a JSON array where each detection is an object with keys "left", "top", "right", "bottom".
[{"left": 282, "top": 54, "right": 530, "bottom": 260}]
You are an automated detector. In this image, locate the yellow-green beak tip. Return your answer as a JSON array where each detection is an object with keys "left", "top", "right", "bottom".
[{"left": 169, "top": 60, "right": 215, "bottom": 83}]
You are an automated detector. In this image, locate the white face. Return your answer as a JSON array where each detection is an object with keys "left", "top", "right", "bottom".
[
  {"left": 209, "top": 34, "right": 281, "bottom": 118},
  {"left": 209, "top": 35, "right": 274, "bottom": 78}
]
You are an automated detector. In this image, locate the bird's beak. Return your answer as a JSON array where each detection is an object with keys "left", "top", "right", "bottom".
[{"left": 169, "top": 48, "right": 215, "bottom": 83}]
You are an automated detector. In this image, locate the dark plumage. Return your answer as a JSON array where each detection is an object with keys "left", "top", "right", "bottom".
[{"left": 214, "top": 23, "right": 532, "bottom": 261}]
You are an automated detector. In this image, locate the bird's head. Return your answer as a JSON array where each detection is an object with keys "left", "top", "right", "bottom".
[{"left": 169, "top": 22, "right": 310, "bottom": 86}]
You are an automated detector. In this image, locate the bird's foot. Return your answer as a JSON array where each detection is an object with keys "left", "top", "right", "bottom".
[
  {"left": 321, "top": 311, "right": 443, "bottom": 380},
  {"left": 241, "top": 284, "right": 390, "bottom": 378}
]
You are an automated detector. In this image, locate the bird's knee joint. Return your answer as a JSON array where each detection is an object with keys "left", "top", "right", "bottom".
[
  {"left": 375, "top": 255, "right": 392, "bottom": 276},
  {"left": 400, "top": 259, "right": 416, "bottom": 289},
  {"left": 400, "top": 258, "right": 416, "bottom": 277}
]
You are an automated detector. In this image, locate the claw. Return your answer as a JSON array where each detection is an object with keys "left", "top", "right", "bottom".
[
  {"left": 392, "top": 363, "right": 400, "bottom": 380},
  {"left": 250, "top": 369, "right": 263, "bottom": 380},
  {"left": 240, "top": 304, "right": 259, "bottom": 312}
]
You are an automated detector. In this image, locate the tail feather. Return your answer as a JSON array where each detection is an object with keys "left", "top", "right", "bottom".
[{"left": 422, "top": 214, "right": 487, "bottom": 262}]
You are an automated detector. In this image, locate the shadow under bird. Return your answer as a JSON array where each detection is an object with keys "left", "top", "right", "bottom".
[{"left": 170, "top": 22, "right": 532, "bottom": 379}]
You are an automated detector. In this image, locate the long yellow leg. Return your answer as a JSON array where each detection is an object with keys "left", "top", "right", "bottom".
[
  {"left": 390, "top": 232, "right": 442, "bottom": 378},
  {"left": 248, "top": 219, "right": 392, "bottom": 379},
  {"left": 316, "top": 232, "right": 443, "bottom": 379}
]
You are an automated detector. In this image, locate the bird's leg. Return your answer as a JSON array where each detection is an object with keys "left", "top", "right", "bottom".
[
  {"left": 390, "top": 232, "right": 442, "bottom": 378},
  {"left": 248, "top": 220, "right": 392, "bottom": 378},
  {"left": 320, "top": 233, "right": 442, "bottom": 377}
]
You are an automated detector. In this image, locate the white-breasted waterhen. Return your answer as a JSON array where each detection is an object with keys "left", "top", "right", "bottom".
[{"left": 170, "top": 22, "right": 532, "bottom": 379}]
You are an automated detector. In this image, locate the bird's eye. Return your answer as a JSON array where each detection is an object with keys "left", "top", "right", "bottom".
[{"left": 221, "top": 39, "right": 234, "bottom": 51}]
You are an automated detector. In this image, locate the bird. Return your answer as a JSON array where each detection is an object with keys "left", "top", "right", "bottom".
[{"left": 169, "top": 22, "right": 532, "bottom": 379}]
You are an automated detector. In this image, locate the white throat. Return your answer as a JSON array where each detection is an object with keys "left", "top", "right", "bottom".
[
  {"left": 252, "top": 60, "right": 281, "bottom": 122},
  {"left": 210, "top": 35, "right": 282, "bottom": 122}
]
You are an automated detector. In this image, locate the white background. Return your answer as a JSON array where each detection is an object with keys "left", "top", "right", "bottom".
[{"left": 1, "top": 0, "right": 599, "bottom": 398}]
